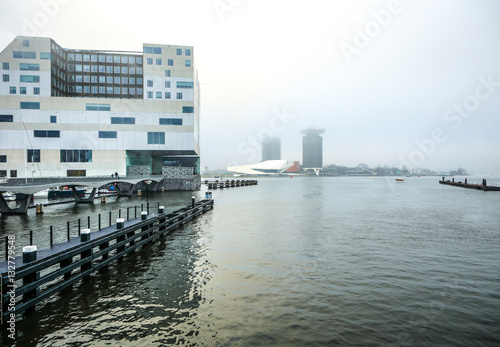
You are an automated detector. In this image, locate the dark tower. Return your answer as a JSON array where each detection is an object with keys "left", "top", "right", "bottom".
[
  {"left": 262, "top": 137, "right": 281, "bottom": 161},
  {"left": 301, "top": 127, "right": 325, "bottom": 169}
]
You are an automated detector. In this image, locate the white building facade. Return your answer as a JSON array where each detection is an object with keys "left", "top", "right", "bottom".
[{"left": 0, "top": 36, "right": 200, "bottom": 179}]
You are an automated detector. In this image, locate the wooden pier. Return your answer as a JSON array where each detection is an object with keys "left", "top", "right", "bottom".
[
  {"left": 0, "top": 198, "right": 214, "bottom": 325},
  {"left": 205, "top": 179, "right": 258, "bottom": 190},
  {"left": 439, "top": 178, "right": 500, "bottom": 191}
]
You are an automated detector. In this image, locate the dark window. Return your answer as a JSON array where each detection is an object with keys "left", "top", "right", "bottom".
[
  {"left": 67, "top": 170, "right": 86, "bottom": 177},
  {"left": 23, "top": 39, "right": 29, "bottom": 47},
  {"left": 143, "top": 46, "right": 162, "bottom": 54},
  {"left": 99, "top": 131, "right": 117, "bottom": 138},
  {"left": 10, "top": 170, "right": 17, "bottom": 178},
  {"left": 177, "top": 81, "right": 193, "bottom": 88},
  {"left": 0, "top": 170, "right": 6, "bottom": 177},
  {"left": 86, "top": 103, "right": 110, "bottom": 111},
  {"left": 2, "top": 62, "right": 9, "bottom": 70},
  {"left": 20, "top": 102, "right": 40, "bottom": 109},
  {"left": 2, "top": 74, "right": 9, "bottom": 82},
  {"left": 147, "top": 132, "right": 165, "bottom": 144},
  {"left": 50, "top": 115, "right": 57, "bottom": 123},
  {"left": 0, "top": 115, "right": 13, "bottom": 122},
  {"left": 34, "top": 130, "right": 60, "bottom": 138},
  {"left": 13, "top": 51, "right": 36, "bottom": 59},
  {"left": 20, "top": 75, "right": 40, "bottom": 83},
  {"left": 111, "top": 117, "right": 135, "bottom": 125},
  {"left": 0, "top": 155, "right": 6, "bottom": 163},
  {"left": 27, "top": 149, "right": 41, "bottom": 162},
  {"left": 159, "top": 118, "right": 182, "bottom": 125},
  {"left": 20, "top": 63, "right": 40, "bottom": 71},
  {"left": 176, "top": 48, "right": 182, "bottom": 55},
  {"left": 60, "top": 149, "right": 92, "bottom": 163}
]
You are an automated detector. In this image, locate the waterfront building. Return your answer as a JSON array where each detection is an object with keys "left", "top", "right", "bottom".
[
  {"left": 261, "top": 136, "right": 281, "bottom": 162},
  {"left": 301, "top": 127, "right": 324, "bottom": 175},
  {"left": 228, "top": 160, "right": 293, "bottom": 176},
  {"left": 0, "top": 36, "right": 200, "bottom": 184}
]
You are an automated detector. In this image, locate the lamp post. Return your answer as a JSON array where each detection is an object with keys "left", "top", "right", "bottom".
[{"left": 145, "top": 180, "right": 152, "bottom": 214}]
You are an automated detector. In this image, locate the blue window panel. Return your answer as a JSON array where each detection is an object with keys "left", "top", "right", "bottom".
[
  {"left": 182, "top": 106, "right": 194, "bottom": 113},
  {"left": 13, "top": 51, "right": 36, "bottom": 59},
  {"left": 177, "top": 81, "right": 193, "bottom": 89},
  {"left": 34, "top": 130, "right": 60, "bottom": 138},
  {"left": 40, "top": 52, "right": 53, "bottom": 60},
  {"left": 60, "top": 149, "right": 92, "bottom": 163},
  {"left": 143, "top": 46, "right": 162, "bottom": 54},
  {"left": 147, "top": 132, "right": 165, "bottom": 144},
  {"left": 0, "top": 115, "right": 13, "bottom": 122},
  {"left": 176, "top": 48, "right": 182, "bottom": 55},
  {"left": 185, "top": 60, "right": 191, "bottom": 67},
  {"left": 27, "top": 149, "right": 40, "bottom": 162},
  {"left": 20, "top": 63, "right": 40, "bottom": 71},
  {"left": 20, "top": 75, "right": 40, "bottom": 82},
  {"left": 159, "top": 118, "right": 182, "bottom": 125},
  {"left": 0, "top": 155, "right": 6, "bottom": 163},
  {"left": 20, "top": 102, "right": 40, "bottom": 109},
  {"left": 185, "top": 49, "right": 191, "bottom": 56},
  {"left": 111, "top": 117, "right": 135, "bottom": 124},
  {"left": 86, "top": 103, "right": 111, "bottom": 111},
  {"left": 99, "top": 131, "right": 117, "bottom": 138},
  {"left": 50, "top": 115, "right": 57, "bottom": 123}
]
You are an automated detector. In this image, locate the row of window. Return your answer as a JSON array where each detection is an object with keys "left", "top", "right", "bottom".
[
  {"left": 69, "top": 75, "right": 143, "bottom": 84},
  {"left": 146, "top": 80, "right": 193, "bottom": 89},
  {"left": 68, "top": 64, "right": 143, "bottom": 74},
  {"left": 145, "top": 58, "right": 191, "bottom": 67},
  {"left": 144, "top": 47, "right": 191, "bottom": 56},
  {"left": 3, "top": 74, "right": 40, "bottom": 83},
  {"left": 67, "top": 54, "right": 143, "bottom": 64},
  {"left": 147, "top": 91, "right": 183, "bottom": 99},
  {"left": 8, "top": 87, "right": 40, "bottom": 95},
  {"left": 68, "top": 85, "right": 144, "bottom": 95}
]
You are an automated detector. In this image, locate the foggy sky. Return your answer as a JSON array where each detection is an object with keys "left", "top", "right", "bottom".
[{"left": 1, "top": 0, "right": 499, "bottom": 174}]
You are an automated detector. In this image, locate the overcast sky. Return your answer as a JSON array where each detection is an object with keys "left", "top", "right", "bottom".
[{"left": 1, "top": 0, "right": 499, "bottom": 173}]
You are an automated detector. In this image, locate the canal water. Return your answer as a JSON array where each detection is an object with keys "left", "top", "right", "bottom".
[{"left": 1, "top": 176, "right": 499, "bottom": 346}]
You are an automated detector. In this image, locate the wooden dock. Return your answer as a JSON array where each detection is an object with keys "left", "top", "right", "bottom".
[
  {"left": 205, "top": 179, "right": 258, "bottom": 190},
  {"left": 0, "top": 198, "right": 214, "bottom": 325},
  {"left": 439, "top": 178, "right": 500, "bottom": 191}
]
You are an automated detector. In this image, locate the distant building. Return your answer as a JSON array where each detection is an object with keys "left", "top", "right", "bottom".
[
  {"left": 302, "top": 127, "right": 324, "bottom": 174},
  {"left": 228, "top": 160, "right": 293, "bottom": 176},
  {"left": 285, "top": 161, "right": 300, "bottom": 173},
  {"left": 262, "top": 137, "right": 281, "bottom": 161}
]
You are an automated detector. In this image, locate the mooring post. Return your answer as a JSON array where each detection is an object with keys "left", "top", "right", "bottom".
[
  {"left": 116, "top": 218, "right": 126, "bottom": 258},
  {"left": 50, "top": 226, "right": 53, "bottom": 247},
  {"left": 158, "top": 205, "right": 164, "bottom": 214},
  {"left": 109, "top": 211, "right": 112, "bottom": 226},
  {"left": 147, "top": 202, "right": 149, "bottom": 214},
  {"left": 80, "top": 229, "right": 92, "bottom": 272},
  {"left": 119, "top": 209, "right": 121, "bottom": 218},
  {"left": 192, "top": 196, "right": 196, "bottom": 208},
  {"left": 22, "top": 245, "right": 39, "bottom": 313},
  {"left": 78, "top": 219, "right": 81, "bottom": 236},
  {"left": 127, "top": 207, "right": 130, "bottom": 221},
  {"left": 67, "top": 221, "right": 70, "bottom": 241},
  {"left": 30, "top": 230, "right": 33, "bottom": 245},
  {"left": 98, "top": 214, "right": 101, "bottom": 230},
  {"left": 87, "top": 216, "right": 90, "bottom": 229},
  {"left": 141, "top": 211, "right": 150, "bottom": 241},
  {"left": 135, "top": 206, "right": 137, "bottom": 219}
]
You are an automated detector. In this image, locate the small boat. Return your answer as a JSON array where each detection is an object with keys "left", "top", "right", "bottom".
[
  {"left": 34, "top": 189, "right": 49, "bottom": 198},
  {"left": 48, "top": 187, "right": 86, "bottom": 199},
  {"left": 98, "top": 188, "right": 116, "bottom": 195},
  {"left": 2, "top": 192, "right": 16, "bottom": 201},
  {"left": 395, "top": 179, "right": 405, "bottom": 183}
]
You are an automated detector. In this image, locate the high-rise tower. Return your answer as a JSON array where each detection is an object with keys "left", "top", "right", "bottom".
[{"left": 301, "top": 127, "right": 325, "bottom": 174}]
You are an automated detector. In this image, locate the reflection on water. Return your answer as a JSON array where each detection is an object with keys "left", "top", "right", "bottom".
[{"left": 2, "top": 177, "right": 500, "bottom": 346}]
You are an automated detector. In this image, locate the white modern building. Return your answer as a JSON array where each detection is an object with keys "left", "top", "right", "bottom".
[
  {"left": 0, "top": 36, "right": 200, "bottom": 181},
  {"left": 227, "top": 160, "right": 294, "bottom": 176}
]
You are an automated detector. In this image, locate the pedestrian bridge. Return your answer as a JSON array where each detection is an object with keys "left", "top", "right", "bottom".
[{"left": 0, "top": 175, "right": 164, "bottom": 215}]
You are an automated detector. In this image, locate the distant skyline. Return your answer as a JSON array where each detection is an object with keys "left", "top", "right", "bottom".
[{"left": 1, "top": 0, "right": 499, "bottom": 174}]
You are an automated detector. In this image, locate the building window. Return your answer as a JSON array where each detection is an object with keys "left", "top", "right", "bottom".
[
  {"left": 23, "top": 39, "right": 30, "bottom": 47},
  {"left": 114, "top": 87, "right": 120, "bottom": 94},
  {"left": 182, "top": 106, "right": 194, "bottom": 113},
  {"left": 121, "top": 56, "right": 128, "bottom": 64},
  {"left": 122, "top": 87, "right": 128, "bottom": 95},
  {"left": 34, "top": 130, "right": 60, "bottom": 138},
  {"left": 10, "top": 87, "right": 16, "bottom": 94},
  {"left": 20, "top": 63, "right": 40, "bottom": 71},
  {"left": 0, "top": 115, "right": 13, "bottom": 122},
  {"left": 60, "top": 149, "right": 92, "bottom": 163},
  {"left": 40, "top": 52, "right": 52, "bottom": 60},
  {"left": 176, "top": 92, "right": 182, "bottom": 100},
  {"left": 76, "top": 75, "right": 83, "bottom": 82},
  {"left": 114, "top": 56, "right": 120, "bottom": 63},
  {"left": 143, "top": 46, "right": 162, "bottom": 54},
  {"left": 111, "top": 117, "right": 135, "bottom": 124},
  {"left": 114, "top": 76, "right": 120, "bottom": 84},
  {"left": 13, "top": 51, "right": 36, "bottom": 59},
  {"left": 113, "top": 66, "right": 120, "bottom": 73},
  {"left": 33, "top": 87, "right": 40, "bottom": 95},
  {"left": 106, "top": 76, "right": 113, "bottom": 84},
  {"left": 75, "top": 54, "right": 82, "bottom": 61},
  {"left": 106, "top": 66, "right": 113, "bottom": 74},
  {"left": 50, "top": 115, "right": 57, "bottom": 123},
  {"left": 76, "top": 86, "right": 82, "bottom": 93},
  {"left": 91, "top": 86, "right": 98, "bottom": 93},
  {"left": 122, "top": 77, "right": 128, "bottom": 84},
  {"left": 165, "top": 92, "right": 171, "bottom": 99},
  {"left": 168, "top": 59, "right": 173, "bottom": 66},
  {"left": 185, "top": 49, "right": 191, "bottom": 56},
  {"left": 137, "top": 77, "right": 143, "bottom": 84},
  {"left": 0, "top": 155, "right": 6, "bottom": 163},
  {"left": 156, "top": 58, "right": 162, "bottom": 66},
  {"left": 147, "top": 80, "right": 153, "bottom": 87},
  {"left": 129, "top": 56, "right": 136, "bottom": 64},
  {"left": 84, "top": 75, "right": 90, "bottom": 83},
  {"left": 67, "top": 170, "right": 86, "bottom": 177},
  {"left": 177, "top": 81, "right": 193, "bottom": 88},
  {"left": 99, "top": 131, "right": 117, "bottom": 138},
  {"left": 137, "top": 67, "right": 143, "bottom": 74},
  {"left": 83, "top": 65, "right": 90, "bottom": 72},
  {"left": 121, "top": 66, "right": 128, "bottom": 74},
  {"left": 83, "top": 54, "right": 90, "bottom": 62},
  {"left": 106, "top": 55, "right": 113, "bottom": 63},
  {"left": 106, "top": 87, "right": 113, "bottom": 94},
  {"left": 86, "top": 103, "right": 111, "bottom": 111},
  {"left": 185, "top": 60, "right": 191, "bottom": 67},
  {"left": 99, "top": 86, "right": 105, "bottom": 94},
  {"left": 165, "top": 81, "right": 171, "bottom": 88},
  {"left": 147, "top": 58, "right": 153, "bottom": 65},
  {"left": 99, "top": 66, "right": 105, "bottom": 73},
  {"left": 20, "top": 102, "right": 40, "bottom": 109},
  {"left": 165, "top": 70, "right": 171, "bottom": 77},
  {"left": 10, "top": 170, "right": 17, "bottom": 178},
  {"left": 75, "top": 64, "right": 82, "bottom": 72},
  {"left": 156, "top": 91, "right": 162, "bottom": 99},
  {"left": 130, "top": 67, "right": 136, "bottom": 74},
  {"left": 91, "top": 76, "right": 97, "bottom": 83},
  {"left": 2, "top": 62, "right": 9, "bottom": 70},
  {"left": 147, "top": 91, "right": 153, "bottom": 99},
  {"left": 2, "top": 74, "right": 8, "bottom": 82},
  {"left": 147, "top": 132, "right": 165, "bottom": 144},
  {"left": 91, "top": 54, "right": 98, "bottom": 62},
  {"left": 27, "top": 149, "right": 41, "bottom": 162},
  {"left": 137, "top": 88, "right": 143, "bottom": 95},
  {"left": 159, "top": 118, "right": 182, "bottom": 125},
  {"left": 129, "top": 77, "right": 135, "bottom": 84},
  {"left": 176, "top": 48, "right": 182, "bottom": 55},
  {"left": 84, "top": 86, "right": 90, "bottom": 93},
  {"left": 20, "top": 87, "right": 26, "bottom": 94},
  {"left": 129, "top": 87, "right": 135, "bottom": 95}
]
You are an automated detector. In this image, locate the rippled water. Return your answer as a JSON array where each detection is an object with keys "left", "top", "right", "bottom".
[{"left": 2, "top": 176, "right": 500, "bottom": 346}]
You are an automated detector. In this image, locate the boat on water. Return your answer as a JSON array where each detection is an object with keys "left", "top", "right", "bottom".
[
  {"left": 2, "top": 192, "right": 16, "bottom": 201},
  {"left": 48, "top": 187, "right": 86, "bottom": 199},
  {"left": 98, "top": 188, "right": 116, "bottom": 195},
  {"left": 395, "top": 179, "right": 405, "bottom": 183}
]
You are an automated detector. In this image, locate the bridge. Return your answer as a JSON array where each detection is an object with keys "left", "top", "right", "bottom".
[{"left": 0, "top": 175, "right": 164, "bottom": 215}]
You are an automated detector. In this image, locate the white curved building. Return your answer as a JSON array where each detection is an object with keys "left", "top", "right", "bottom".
[{"left": 227, "top": 160, "right": 294, "bottom": 175}]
